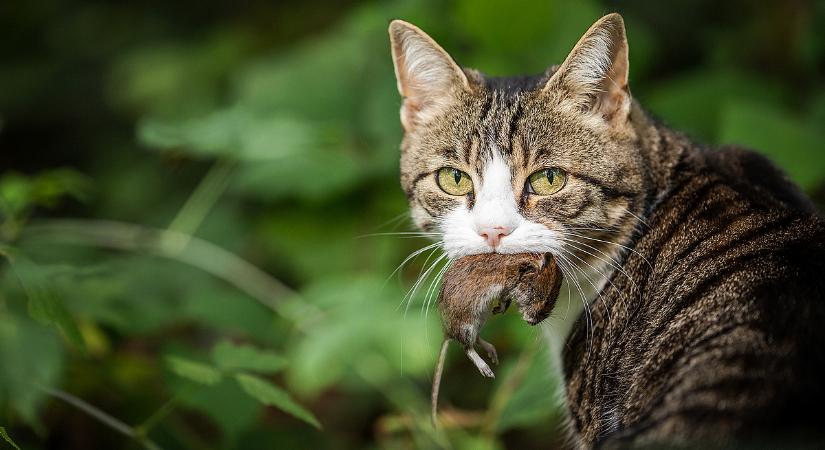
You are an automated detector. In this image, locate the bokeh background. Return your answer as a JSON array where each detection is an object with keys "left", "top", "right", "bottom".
[{"left": 1, "top": 0, "right": 824, "bottom": 449}]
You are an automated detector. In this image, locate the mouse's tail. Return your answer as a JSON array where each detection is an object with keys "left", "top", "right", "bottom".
[{"left": 431, "top": 339, "right": 450, "bottom": 428}]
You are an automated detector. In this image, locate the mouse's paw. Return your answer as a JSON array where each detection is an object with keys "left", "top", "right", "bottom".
[
  {"left": 478, "top": 363, "right": 495, "bottom": 378},
  {"left": 466, "top": 348, "right": 496, "bottom": 378},
  {"left": 478, "top": 339, "right": 498, "bottom": 365},
  {"left": 492, "top": 297, "right": 511, "bottom": 315}
]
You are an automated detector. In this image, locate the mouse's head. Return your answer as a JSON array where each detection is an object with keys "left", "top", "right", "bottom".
[{"left": 512, "top": 253, "right": 563, "bottom": 325}]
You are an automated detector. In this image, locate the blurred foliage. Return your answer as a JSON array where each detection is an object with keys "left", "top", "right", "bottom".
[{"left": 1, "top": 0, "right": 824, "bottom": 448}]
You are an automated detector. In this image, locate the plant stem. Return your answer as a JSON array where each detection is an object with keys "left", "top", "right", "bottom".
[
  {"left": 23, "top": 219, "right": 322, "bottom": 327},
  {"left": 167, "top": 159, "right": 235, "bottom": 248},
  {"left": 37, "top": 385, "right": 162, "bottom": 450},
  {"left": 481, "top": 340, "right": 537, "bottom": 436},
  {"left": 135, "top": 390, "right": 186, "bottom": 438}
]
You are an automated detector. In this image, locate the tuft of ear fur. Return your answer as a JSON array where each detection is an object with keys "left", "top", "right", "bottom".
[
  {"left": 543, "top": 13, "right": 630, "bottom": 124},
  {"left": 388, "top": 20, "right": 470, "bottom": 131}
]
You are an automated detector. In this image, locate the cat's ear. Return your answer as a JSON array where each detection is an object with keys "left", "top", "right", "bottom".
[
  {"left": 543, "top": 13, "right": 630, "bottom": 124},
  {"left": 389, "top": 20, "right": 470, "bottom": 131}
]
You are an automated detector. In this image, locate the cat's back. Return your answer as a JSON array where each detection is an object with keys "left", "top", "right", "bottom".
[{"left": 563, "top": 143, "right": 825, "bottom": 447}]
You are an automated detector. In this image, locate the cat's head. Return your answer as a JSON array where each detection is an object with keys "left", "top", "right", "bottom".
[{"left": 389, "top": 14, "right": 648, "bottom": 274}]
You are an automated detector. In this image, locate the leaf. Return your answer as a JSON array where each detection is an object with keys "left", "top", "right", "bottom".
[
  {"left": 211, "top": 341, "right": 287, "bottom": 374},
  {"left": 13, "top": 259, "right": 85, "bottom": 351},
  {"left": 0, "top": 169, "right": 91, "bottom": 220},
  {"left": 642, "top": 70, "right": 788, "bottom": 142},
  {"left": 0, "top": 173, "right": 32, "bottom": 219},
  {"left": 175, "top": 377, "right": 262, "bottom": 443},
  {"left": 0, "top": 312, "right": 64, "bottom": 425},
  {"left": 718, "top": 100, "right": 825, "bottom": 190},
  {"left": 285, "top": 275, "right": 439, "bottom": 396},
  {"left": 492, "top": 346, "right": 561, "bottom": 432},
  {"left": 166, "top": 356, "right": 222, "bottom": 386},
  {"left": 234, "top": 373, "right": 321, "bottom": 429},
  {"left": 0, "top": 427, "right": 21, "bottom": 450}
]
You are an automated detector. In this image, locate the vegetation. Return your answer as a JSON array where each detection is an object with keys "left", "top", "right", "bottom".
[{"left": 1, "top": 0, "right": 823, "bottom": 448}]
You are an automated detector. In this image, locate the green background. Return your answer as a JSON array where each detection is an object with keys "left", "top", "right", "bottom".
[{"left": 1, "top": 0, "right": 824, "bottom": 448}]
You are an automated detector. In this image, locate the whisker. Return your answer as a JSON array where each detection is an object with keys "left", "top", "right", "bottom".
[
  {"left": 621, "top": 206, "right": 650, "bottom": 228},
  {"left": 403, "top": 252, "right": 447, "bottom": 318},
  {"left": 372, "top": 211, "right": 412, "bottom": 232},
  {"left": 553, "top": 252, "right": 593, "bottom": 360},
  {"left": 357, "top": 231, "right": 442, "bottom": 239},
  {"left": 389, "top": 242, "right": 443, "bottom": 305},
  {"left": 398, "top": 245, "right": 441, "bottom": 313},
  {"left": 558, "top": 236, "right": 642, "bottom": 317},
  {"left": 423, "top": 258, "right": 451, "bottom": 344},
  {"left": 552, "top": 249, "right": 633, "bottom": 321},
  {"left": 563, "top": 231, "right": 653, "bottom": 269},
  {"left": 563, "top": 226, "right": 622, "bottom": 234},
  {"left": 558, "top": 246, "right": 615, "bottom": 325}
]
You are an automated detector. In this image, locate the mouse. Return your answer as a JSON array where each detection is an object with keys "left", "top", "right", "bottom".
[{"left": 431, "top": 252, "right": 563, "bottom": 425}]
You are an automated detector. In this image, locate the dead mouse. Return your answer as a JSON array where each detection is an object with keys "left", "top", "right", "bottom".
[{"left": 431, "top": 252, "right": 563, "bottom": 424}]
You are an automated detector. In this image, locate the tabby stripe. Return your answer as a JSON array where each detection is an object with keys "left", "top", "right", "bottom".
[
  {"left": 647, "top": 180, "right": 722, "bottom": 261},
  {"left": 594, "top": 181, "right": 730, "bottom": 380},
  {"left": 648, "top": 251, "right": 764, "bottom": 348},
  {"left": 478, "top": 93, "right": 493, "bottom": 127},
  {"left": 632, "top": 322, "right": 754, "bottom": 414},
  {"left": 438, "top": 147, "right": 459, "bottom": 160},
  {"left": 406, "top": 171, "right": 433, "bottom": 199},
  {"left": 610, "top": 404, "right": 744, "bottom": 443},
  {"left": 570, "top": 172, "right": 638, "bottom": 200},
  {"left": 505, "top": 100, "right": 524, "bottom": 156},
  {"left": 660, "top": 214, "right": 795, "bottom": 306},
  {"left": 462, "top": 138, "right": 473, "bottom": 165},
  {"left": 420, "top": 202, "right": 440, "bottom": 218},
  {"left": 566, "top": 195, "right": 596, "bottom": 220}
]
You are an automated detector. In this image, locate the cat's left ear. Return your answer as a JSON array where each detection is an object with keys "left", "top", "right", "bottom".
[{"left": 543, "top": 13, "right": 630, "bottom": 124}]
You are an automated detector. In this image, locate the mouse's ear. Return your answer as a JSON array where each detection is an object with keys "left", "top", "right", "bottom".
[{"left": 539, "top": 253, "right": 553, "bottom": 271}]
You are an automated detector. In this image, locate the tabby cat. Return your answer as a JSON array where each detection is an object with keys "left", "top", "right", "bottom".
[{"left": 388, "top": 13, "right": 825, "bottom": 448}]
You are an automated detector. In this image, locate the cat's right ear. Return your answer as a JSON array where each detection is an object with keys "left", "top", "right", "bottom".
[
  {"left": 389, "top": 20, "right": 470, "bottom": 132},
  {"left": 543, "top": 13, "right": 630, "bottom": 125}
]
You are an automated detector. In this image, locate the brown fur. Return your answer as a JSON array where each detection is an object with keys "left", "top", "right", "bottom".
[
  {"left": 389, "top": 13, "right": 825, "bottom": 448},
  {"left": 432, "top": 252, "right": 563, "bottom": 424}
]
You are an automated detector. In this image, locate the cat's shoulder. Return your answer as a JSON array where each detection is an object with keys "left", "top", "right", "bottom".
[{"left": 686, "top": 143, "right": 819, "bottom": 215}]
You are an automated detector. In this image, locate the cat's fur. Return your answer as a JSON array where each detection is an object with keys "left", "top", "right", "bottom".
[{"left": 389, "top": 13, "right": 825, "bottom": 448}]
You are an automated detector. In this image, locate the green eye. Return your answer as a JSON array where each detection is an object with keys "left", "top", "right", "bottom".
[
  {"left": 527, "top": 168, "right": 566, "bottom": 195},
  {"left": 436, "top": 167, "right": 473, "bottom": 196}
]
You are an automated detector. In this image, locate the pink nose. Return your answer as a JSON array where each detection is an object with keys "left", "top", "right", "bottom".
[{"left": 478, "top": 226, "right": 511, "bottom": 248}]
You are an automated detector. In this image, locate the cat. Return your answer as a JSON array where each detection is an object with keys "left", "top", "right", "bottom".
[{"left": 388, "top": 13, "right": 825, "bottom": 448}]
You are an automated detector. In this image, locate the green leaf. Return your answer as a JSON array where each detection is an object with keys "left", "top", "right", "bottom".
[
  {"left": 174, "top": 377, "right": 262, "bottom": 443},
  {"left": 718, "top": 100, "right": 825, "bottom": 190},
  {"left": 492, "top": 346, "right": 561, "bottom": 432},
  {"left": 0, "top": 173, "right": 32, "bottom": 219},
  {"left": 285, "top": 275, "right": 439, "bottom": 396},
  {"left": 0, "top": 426, "right": 21, "bottom": 450},
  {"left": 0, "top": 169, "right": 91, "bottom": 220},
  {"left": 0, "top": 312, "right": 64, "bottom": 425},
  {"left": 642, "top": 70, "right": 788, "bottom": 142},
  {"left": 166, "top": 356, "right": 222, "bottom": 386},
  {"left": 234, "top": 373, "right": 321, "bottom": 429},
  {"left": 211, "top": 341, "right": 287, "bottom": 374},
  {"left": 13, "top": 259, "right": 85, "bottom": 351}
]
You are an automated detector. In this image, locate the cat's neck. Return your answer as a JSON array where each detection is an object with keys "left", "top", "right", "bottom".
[{"left": 630, "top": 101, "right": 691, "bottom": 199}]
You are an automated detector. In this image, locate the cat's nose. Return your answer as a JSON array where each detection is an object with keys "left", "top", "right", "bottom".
[{"left": 478, "top": 226, "right": 512, "bottom": 248}]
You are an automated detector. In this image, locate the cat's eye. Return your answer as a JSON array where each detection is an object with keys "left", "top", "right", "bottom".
[
  {"left": 527, "top": 168, "right": 566, "bottom": 195},
  {"left": 436, "top": 167, "right": 473, "bottom": 196}
]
